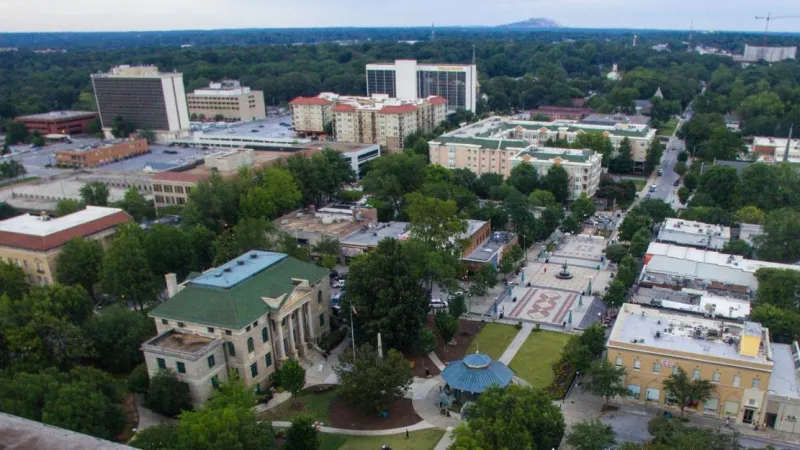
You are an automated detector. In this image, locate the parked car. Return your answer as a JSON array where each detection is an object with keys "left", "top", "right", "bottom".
[
  {"left": 657, "top": 168, "right": 664, "bottom": 176},
  {"left": 329, "top": 269, "right": 339, "bottom": 279},
  {"left": 649, "top": 184, "right": 657, "bottom": 193},
  {"left": 673, "top": 180, "right": 680, "bottom": 187},
  {"left": 332, "top": 279, "right": 345, "bottom": 289},
  {"left": 430, "top": 298, "right": 449, "bottom": 310}
]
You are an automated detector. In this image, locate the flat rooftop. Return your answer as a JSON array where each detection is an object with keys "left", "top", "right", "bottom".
[
  {"left": 633, "top": 286, "right": 751, "bottom": 319},
  {"left": 646, "top": 242, "right": 799, "bottom": 275},
  {"left": 191, "top": 251, "right": 288, "bottom": 289},
  {"left": 609, "top": 303, "right": 771, "bottom": 365},
  {"left": 16, "top": 110, "right": 97, "bottom": 121},
  {"left": 464, "top": 231, "right": 516, "bottom": 262},
  {"left": 302, "top": 141, "right": 379, "bottom": 154},
  {"left": 147, "top": 329, "right": 216, "bottom": 354},
  {"left": 276, "top": 209, "right": 370, "bottom": 238},
  {"left": 341, "top": 221, "right": 410, "bottom": 248},
  {"left": 0, "top": 206, "right": 123, "bottom": 236},
  {"left": 660, "top": 218, "right": 731, "bottom": 238},
  {"left": 768, "top": 343, "right": 800, "bottom": 399}
]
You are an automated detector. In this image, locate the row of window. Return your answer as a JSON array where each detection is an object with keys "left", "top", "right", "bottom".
[
  {"left": 155, "top": 196, "right": 186, "bottom": 205},
  {"left": 153, "top": 184, "right": 189, "bottom": 194},
  {"left": 618, "top": 357, "right": 761, "bottom": 389},
  {"left": 625, "top": 384, "right": 739, "bottom": 416},
  {"left": 7, "top": 257, "right": 45, "bottom": 273}
]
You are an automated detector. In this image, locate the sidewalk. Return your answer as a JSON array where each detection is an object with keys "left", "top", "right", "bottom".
[
  {"left": 271, "top": 419, "right": 435, "bottom": 436},
  {"left": 434, "top": 428, "right": 455, "bottom": 450},
  {"left": 498, "top": 322, "right": 533, "bottom": 365}
]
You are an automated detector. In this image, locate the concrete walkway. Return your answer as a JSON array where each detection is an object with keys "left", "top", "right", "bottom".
[
  {"left": 134, "top": 394, "right": 178, "bottom": 431},
  {"left": 303, "top": 333, "right": 351, "bottom": 387},
  {"left": 498, "top": 322, "right": 533, "bottom": 365},
  {"left": 434, "top": 428, "right": 455, "bottom": 450},
  {"left": 428, "top": 351, "right": 446, "bottom": 371},
  {"left": 411, "top": 376, "right": 461, "bottom": 430},
  {"left": 271, "top": 419, "right": 436, "bottom": 436},
  {"left": 252, "top": 391, "right": 291, "bottom": 414}
]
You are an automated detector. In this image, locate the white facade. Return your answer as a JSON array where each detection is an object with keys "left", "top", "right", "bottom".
[
  {"left": 339, "top": 144, "right": 381, "bottom": 178},
  {"left": 366, "top": 59, "right": 478, "bottom": 112},
  {"left": 743, "top": 45, "right": 797, "bottom": 63},
  {"left": 657, "top": 218, "right": 731, "bottom": 250},
  {"left": 510, "top": 147, "right": 603, "bottom": 199}
]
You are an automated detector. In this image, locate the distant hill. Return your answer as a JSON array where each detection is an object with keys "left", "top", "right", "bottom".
[{"left": 497, "top": 18, "right": 560, "bottom": 29}]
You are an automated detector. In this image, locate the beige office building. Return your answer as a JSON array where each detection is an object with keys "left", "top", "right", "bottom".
[
  {"left": 187, "top": 80, "right": 265, "bottom": 122},
  {"left": 510, "top": 147, "right": 602, "bottom": 199},
  {"left": 143, "top": 251, "right": 331, "bottom": 406},
  {"left": 0, "top": 207, "right": 131, "bottom": 286},
  {"left": 609, "top": 303, "right": 777, "bottom": 426}
]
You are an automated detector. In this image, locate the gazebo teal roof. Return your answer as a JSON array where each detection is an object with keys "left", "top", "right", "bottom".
[{"left": 441, "top": 353, "right": 514, "bottom": 394}]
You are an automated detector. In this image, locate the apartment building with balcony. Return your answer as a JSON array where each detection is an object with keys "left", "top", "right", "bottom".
[
  {"left": 289, "top": 97, "right": 334, "bottom": 135},
  {"left": 510, "top": 147, "right": 603, "bottom": 199},
  {"left": 143, "top": 251, "right": 331, "bottom": 406}
]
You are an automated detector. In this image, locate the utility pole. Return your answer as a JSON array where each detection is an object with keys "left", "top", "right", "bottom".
[
  {"left": 755, "top": 13, "right": 800, "bottom": 53},
  {"left": 688, "top": 18, "right": 694, "bottom": 52},
  {"left": 783, "top": 124, "right": 794, "bottom": 163}
]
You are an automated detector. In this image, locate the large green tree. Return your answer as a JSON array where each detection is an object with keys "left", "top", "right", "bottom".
[
  {"left": 570, "top": 193, "right": 596, "bottom": 220},
  {"left": 756, "top": 208, "right": 800, "bottom": 263},
  {"left": 697, "top": 166, "right": 739, "bottom": 210},
  {"left": 586, "top": 359, "right": 629, "bottom": 406},
  {"left": 119, "top": 187, "right": 152, "bottom": 222},
  {"left": 84, "top": 305, "right": 156, "bottom": 373},
  {"left": 79, "top": 181, "right": 109, "bottom": 206},
  {"left": 55, "top": 199, "right": 85, "bottom": 217},
  {"left": 0, "top": 259, "right": 27, "bottom": 300},
  {"left": 361, "top": 151, "right": 426, "bottom": 215},
  {"left": 145, "top": 370, "right": 193, "bottom": 417},
  {"left": 452, "top": 384, "right": 565, "bottom": 450},
  {"left": 507, "top": 162, "right": 539, "bottom": 195},
  {"left": 101, "top": 224, "right": 158, "bottom": 310},
  {"left": 334, "top": 343, "right": 413, "bottom": 415},
  {"left": 55, "top": 237, "right": 104, "bottom": 299},
  {"left": 285, "top": 415, "right": 320, "bottom": 450},
  {"left": 566, "top": 419, "right": 617, "bottom": 450},
  {"left": 144, "top": 224, "right": 192, "bottom": 280},
  {"left": 542, "top": 165, "right": 571, "bottom": 203},
  {"left": 610, "top": 137, "right": 634, "bottom": 174},
  {"left": 662, "top": 367, "right": 715, "bottom": 419}
]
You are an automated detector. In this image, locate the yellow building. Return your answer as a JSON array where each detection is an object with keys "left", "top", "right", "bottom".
[
  {"left": 0, "top": 206, "right": 131, "bottom": 285},
  {"left": 608, "top": 303, "right": 774, "bottom": 425},
  {"left": 187, "top": 80, "right": 266, "bottom": 123}
]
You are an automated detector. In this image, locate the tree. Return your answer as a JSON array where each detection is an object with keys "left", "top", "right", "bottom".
[
  {"left": 636, "top": 199, "right": 676, "bottom": 224},
  {"left": 754, "top": 268, "right": 800, "bottom": 312},
  {"left": 311, "top": 236, "right": 340, "bottom": 258},
  {"left": 435, "top": 310, "right": 459, "bottom": 347},
  {"left": 101, "top": 225, "right": 157, "bottom": 310},
  {"left": 528, "top": 189, "right": 556, "bottom": 207},
  {"left": 721, "top": 239, "right": 753, "bottom": 257},
  {"left": 662, "top": 366, "right": 715, "bottom": 419},
  {"left": 145, "top": 370, "right": 193, "bottom": 417},
  {"left": 184, "top": 225, "right": 216, "bottom": 272},
  {"left": 610, "top": 137, "right": 634, "bottom": 174},
  {"left": 342, "top": 239, "right": 427, "bottom": 350},
  {"left": 645, "top": 138, "right": 665, "bottom": 175},
  {"left": 86, "top": 117, "right": 102, "bottom": 137},
  {"left": 55, "top": 199, "right": 85, "bottom": 217},
  {"left": 734, "top": 206, "right": 765, "bottom": 225},
  {"left": 469, "top": 264, "right": 498, "bottom": 297},
  {"left": 84, "top": 305, "right": 155, "bottom": 373},
  {"left": 750, "top": 303, "right": 800, "bottom": 344},
  {"left": 629, "top": 228, "right": 651, "bottom": 258},
  {"left": 79, "top": 181, "right": 109, "bottom": 206},
  {"left": 451, "top": 384, "right": 565, "bottom": 450},
  {"left": 698, "top": 166, "right": 739, "bottom": 210},
  {"left": 566, "top": 419, "right": 617, "bottom": 450},
  {"left": 499, "top": 254, "right": 518, "bottom": 279},
  {"left": 405, "top": 192, "right": 467, "bottom": 256},
  {"left": 603, "top": 244, "right": 629, "bottom": 264},
  {"left": 756, "top": 208, "right": 800, "bottom": 263},
  {"left": 586, "top": 359, "right": 629, "bottom": 406},
  {"left": 240, "top": 168, "right": 301, "bottom": 219},
  {"left": 276, "top": 359, "right": 306, "bottom": 403},
  {"left": 673, "top": 161, "right": 687, "bottom": 177},
  {"left": 603, "top": 279, "right": 627, "bottom": 310},
  {"left": 130, "top": 424, "right": 179, "bottom": 450},
  {"left": 285, "top": 415, "right": 320, "bottom": 450},
  {"left": 41, "top": 372, "right": 126, "bottom": 440},
  {"left": 570, "top": 193, "right": 596, "bottom": 220},
  {"left": 55, "top": 237, "right": 103, "bottom": 299},
  {"left": 677, "top": 187, "right": 690, "bottom": 205},
  {"left": 618, "top": 210, "right": 652, "bottom": 241},
  {"left": 361, "top": 151, "right": 426, "bottom": 214},
  {"left": 120, "top": 187, "right": 152, "bottom": 221},
  {"left": 616, "top": 255, "right": 638, "bottom": 287},
  {"left": 0, "top": 259, "right": 27, "bottom": 300},
  {"left": 334, "top": 343, "right": 413, "bottom": 415},
  {"left": 449, "top": 293, "right": 467, "bottom": 319},
  {"left": 561, "top": 215, "right": 581, "bottom": 233},
  {"left": 3, "top": 120, "right": 29, "bottom": 144},
  {"left": 128, "top": 364, "right": 151, "bottom": 394},
  {"left": 144, "top": 224, "right": 192, "bottom": 280},
  {"left": 507, "top": 162, "right": 539, "bottom": 195},
  {"left": 183, "top": 173, "right": 245, "bottom": 232},
  {"left": 542, "top": 165, "right": 570, "bottom": 203},
  {"left": 139, "top": 129, "right": 156, "bottom": 144},
  {"left": 579, "top": 324, "right": 607, "bottom": 358},
  {"left": 414, "top": 327, "right": 437, "bottom": 357},
  {"left": 24, "top": 283, "right": 94, "bottom": 324},
  {"left": 682, "top": 171, "right": 699, "bottom": 191},
  {"left": 472, "top": 173, "right": 505, "bottom": 199},
  {"left": 111, "top": 115, "right": 136, "bottom": 138}
]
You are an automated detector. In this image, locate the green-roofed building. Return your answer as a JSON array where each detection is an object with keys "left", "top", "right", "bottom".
[
  {"left": 509, "top": 146, "right": 603, "bottom": 199},
  {"left": 141, "top": 250, "right": 331, "bottom": 406}
]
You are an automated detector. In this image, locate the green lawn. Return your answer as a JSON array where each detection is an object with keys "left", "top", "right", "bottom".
[
  {"left": 257, "top": 388, "right": 338, "bottom": 423},
  {"left": 630, "top": 179, "right": 647, "bottom": 192},
  {"left": 656, "top": 118, "right": 679, "bottom": 136},
  {"left": 509, "top": 330, "right": 572, "bottom": 388},
  {"left": 466, "top": 323, "right": 519, "bottom": 360},
  {"left": 319, "top": 429, "right": 444, "bottom": 450}
]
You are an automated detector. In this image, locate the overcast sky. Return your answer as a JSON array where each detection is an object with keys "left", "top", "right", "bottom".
[{"left": 1, "top": 0, "right": 799, "bottom": 33}]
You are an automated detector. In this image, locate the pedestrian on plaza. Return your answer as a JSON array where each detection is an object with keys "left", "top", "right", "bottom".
[
  {"left": 405, "top": 429, "right": 409, "bottom": 439},
  {"left": 726, "top": 417, "right": 731, "bottom": 428}
]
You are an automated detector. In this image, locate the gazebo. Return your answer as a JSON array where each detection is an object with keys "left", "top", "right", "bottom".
[{"left": 441, "top": 353, "right": 514, "bottom": 401}]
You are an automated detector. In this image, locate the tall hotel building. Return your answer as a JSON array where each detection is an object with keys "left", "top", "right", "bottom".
[
  {"left": 366, "top": 60, "right": 478, "bottom": 112},
  {"left": 91, "top": 65, "right": 190, "bottom": 140}
]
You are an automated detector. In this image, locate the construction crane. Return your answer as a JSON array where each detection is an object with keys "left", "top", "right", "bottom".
[{"left": 755, "top": 13, "right": 800, "bottom": 48}]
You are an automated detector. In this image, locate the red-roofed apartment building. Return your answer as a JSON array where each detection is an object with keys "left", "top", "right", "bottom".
[
  {"left": 325, "top": 94, "right": 447, "bottom": 151},
  {"left": 289, "top": 96, "right": 334, "bottom": 135},
  {"left": 0, "top": 206, "right": 131, "bottom": 286}
]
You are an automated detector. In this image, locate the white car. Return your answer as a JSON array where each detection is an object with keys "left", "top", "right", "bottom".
[
  {"left": 332, "top": 279, "right": 345, "bottom": 288},
  {"left": 430, "top": 298, "right": 449, "bottom": 310}
]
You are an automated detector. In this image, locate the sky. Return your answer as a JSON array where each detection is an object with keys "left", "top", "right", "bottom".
[{"left": 0, "top": 0, "right": 799, "bottom": 33}]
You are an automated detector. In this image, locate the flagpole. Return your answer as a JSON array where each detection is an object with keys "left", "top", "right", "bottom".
[{"left": 350, "top": 303, "right": 357, "bottom": 357}]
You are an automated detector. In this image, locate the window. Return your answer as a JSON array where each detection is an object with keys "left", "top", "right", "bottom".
[
  {"left": 733, "top": 375, "right": 741, "bottom": 387},
  {"left": 319, "top": 313, "right": 325, "bottom": 327},
  {"left": 673, "top": 366, "right": 681, "bottom": 376},
  {"left": 211, "top": 376, "right": 219, "bottom": 389},
  {"left": 247, "top": 337, "right": 255, "bottom": 353},
  {"left": 627, "top": 384, "right": 641, "bottom": 399},
  {"left": 318, "top": 290, "right": 323, "bottom": 304},
  {"left": 253, "top": 321, "right": 258, "bottom": 327},
  {"left": 633, "top": 359, "right": 641, "bottom": 370},
  {"left": 177, "top": 322, "right": 185, "bottom": 328},
  {"left": 615, "top": 357, "right": 623, "bottom": 366},
  {"left": 250, "top": 362, "right": 258, "bottom": 377},
  {"left": 225, "top": 330, "right": 232, "bottom": 336},
  {"left": 261, "top": 327, "right": 269, "bottom": 343},
  {"left": 692, "top": 369, "right": 701, "bottom": 380},
  {"left": 176, "top": 362, "right": 186, "bottom": 374},
  {"left": 265, "top": 353, "right": 272, "bottom": 368},
  {"left": 704, "top": 398, "right": 719, "bottom": 414},
  {"left": 646, "top": 388, "right": 660, "bottom": 402},
  {"left": 207, "top": 327, "right": 215, "bottom": 333},
  {"left": 227, "top": 342, "right": 236, "bottom": 357},
  {"left": 207, "top": 355, "right": 215, "bottom": 368},
  {"left": 752, "top": 378, "right": 761, "bottom": 389},
  {"left": 157, "top": 358, "right": 166, "bottom": 370},
  {"left": 652, "top": 362, "right": 661, "bottom": 373},
  {"left": 724, "top": 401, "right": 740, "bottom": 417},
  {"left": 161, "top": 319, "right": 168, "bottom": 325},
  {"left": 246, "top": 325, "right": 251, "bottom": 332},
  {"left": 712, "top": 372, "right": 721, "bottom": 383}
]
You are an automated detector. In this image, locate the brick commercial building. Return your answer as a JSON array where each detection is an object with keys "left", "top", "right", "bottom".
[
  {"left": 55, "top": 137, "right": 148, "bottom": 168},
  {"left": 0, "top": 206, "right": 131, "bottom": 286},
  {"left": 187, "top": 80, "right": 266, "bottom": 123},
  {"left": 529, "top": 106, "right": 593, "bottom": 121},
  {"left": 14, "top": 111, "right": 98, "bottom": 136},
  {"left": 143, "top": 251, "right": 331, "bottom": 406}
]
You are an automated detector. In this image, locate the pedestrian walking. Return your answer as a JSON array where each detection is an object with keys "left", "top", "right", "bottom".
[{"left": 406, "top": 429, "right": 409, "bottom": 439}]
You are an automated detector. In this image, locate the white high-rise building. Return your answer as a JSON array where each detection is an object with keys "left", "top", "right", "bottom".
[
  {"left": 741, "top": 45, "right": 797, "bottom": 63},
  {"left": 91, "top": 65, "right": 190, "bottom": 140},
  {"left": 365, "top": 59, "right": 478, "bottom": 112}
]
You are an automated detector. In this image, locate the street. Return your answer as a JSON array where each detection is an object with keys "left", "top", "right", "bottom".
[{"left": 649, "top": 134, "right": 685, "bottom": 206}]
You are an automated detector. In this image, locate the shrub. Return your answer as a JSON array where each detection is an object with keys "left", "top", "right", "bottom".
[
  {"left": 145, "top": 370, "right": 192, "bottom": 417},
  {"left": 128, "top": 364, "right": 150, "bottom": 394}
]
